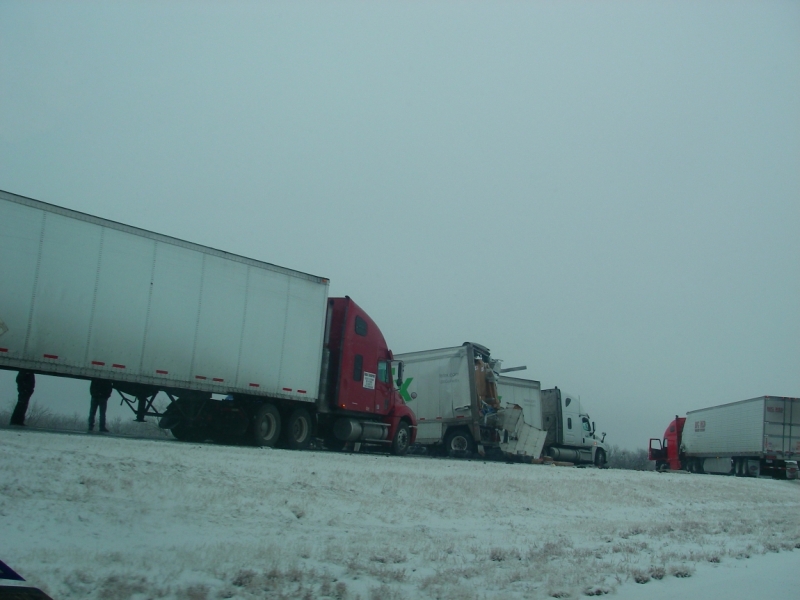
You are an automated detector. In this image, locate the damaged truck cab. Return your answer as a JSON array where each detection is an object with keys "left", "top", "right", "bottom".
[
  {"left": 498, "top": 379, "right": 609, "bottom": 466},
  {"left": 539, "top": 387, "right": 608, "bottom": 466}
]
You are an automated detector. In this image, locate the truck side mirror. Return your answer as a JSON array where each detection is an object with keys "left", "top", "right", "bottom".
[
  {"left": 395, "top": 361, "right": 404, "bottom": 389},
  {"left": 592, "top": 421, "right": 596, "bottom": 433}
]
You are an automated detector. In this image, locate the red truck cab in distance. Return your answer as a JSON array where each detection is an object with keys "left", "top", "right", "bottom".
[{"left": 649, "top": 416, "right": 685, "bottom": 471}]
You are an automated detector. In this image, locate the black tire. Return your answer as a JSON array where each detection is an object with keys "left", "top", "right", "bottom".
[
  {"left": 170, "top": 424, "right": 191, "bottom": 441},
  {"left": 444, "top": 428, "right": 474, "bottom": 458},
  {"left": 252, "top": 404, "right": 281, "bottom": 447},
  {"left": 170, "top": 423, "right": 204, "bottom": 442},
  {"left": 595, "top": 449, "right": 606, "bottom": 468},
  {"left": 391, "top": 422, "right": 411, "bottom": 456},
  {"left": 282, "top": 408, "right": 313, "bottom": 450}
]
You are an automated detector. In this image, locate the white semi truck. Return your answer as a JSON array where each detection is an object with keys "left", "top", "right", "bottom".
[
  {"left": 497, "top": 376, "right": 608, "bottom": 466},
  {"left": 395, "top": 343, "right": 548, "bottom": 460},
  {"left": 0, "top": 189, "right": 417, "bottom": 452},
  {"left": 649, "top": 396, "right": 800, "bottom": 478}
]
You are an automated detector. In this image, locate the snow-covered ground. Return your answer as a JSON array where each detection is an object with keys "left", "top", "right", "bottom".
[{"left": 1, "top": 427, "right": 798, "bottom": 600}]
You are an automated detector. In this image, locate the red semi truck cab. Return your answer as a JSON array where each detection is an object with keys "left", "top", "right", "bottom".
[
  {"left": 648, "top": 416, "right": 685, "bottom": 471},
  {"left": 321, "top": 297, "right": 417, "bottom": 452}
]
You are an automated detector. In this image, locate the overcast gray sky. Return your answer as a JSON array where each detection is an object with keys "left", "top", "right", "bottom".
[{"left": 1, "top": 1, "right": 798, "bottom": 449}]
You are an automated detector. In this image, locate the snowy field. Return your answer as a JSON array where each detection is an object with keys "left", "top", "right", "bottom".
[{"left": 1, "top": 428, "right": 798, "bottom": 600}]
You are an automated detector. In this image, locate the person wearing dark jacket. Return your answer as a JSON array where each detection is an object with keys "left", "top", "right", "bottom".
[
  {"left": 88, "top": 379, "right": 113, "bottom": 432},
  {"left": 10, "top": 370, "right": 35, "bottom": 426}
]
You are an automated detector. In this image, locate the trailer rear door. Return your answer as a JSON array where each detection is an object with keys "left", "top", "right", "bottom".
[{"left": 764, "top": 397, "right": 800, "bottom": 457}]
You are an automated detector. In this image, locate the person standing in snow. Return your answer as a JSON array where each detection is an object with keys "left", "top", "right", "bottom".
[
  {"left": 88, "top": 379, "right": 113, "bottom": 432},
  {"left": 9, "top": 370, "right": 35, "bottom": 426}
]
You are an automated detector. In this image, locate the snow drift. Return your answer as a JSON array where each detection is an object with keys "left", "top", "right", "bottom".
[{"left": 1, "top": 428, "right": 798, "bottom": 599}]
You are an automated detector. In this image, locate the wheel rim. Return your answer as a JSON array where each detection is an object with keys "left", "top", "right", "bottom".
[
  {"left": 259, "top": 414, "right": 276, "bottom": 439},
  {"left": 396, "top": 428, "right": 409, "bottom": 450},
  {"left": 292, "top": 416, "right": 308, "bottom": 442},
  {"left": 450, "top": 435, "right": 468, "bottom": 452}
]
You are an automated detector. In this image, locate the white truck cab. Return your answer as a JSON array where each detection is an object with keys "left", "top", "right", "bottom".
[{"left": 500, "top": 381, "right": 608, "bottom": 466}]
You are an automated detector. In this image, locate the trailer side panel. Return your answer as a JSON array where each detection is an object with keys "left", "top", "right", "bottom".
[
  {"left": 0, "top": 190, "right": 328, "bottom": 401},
  {"left": 682, "top": 397, "right": 800, "bottom": 459},
  {"left": 682, "top": 398, "right": 765, "bottom": 456},
  {"left": 396, "top": 346, "right": 472, "bottom": 444}
]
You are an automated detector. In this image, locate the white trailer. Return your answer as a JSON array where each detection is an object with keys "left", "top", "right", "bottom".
[
  {"left": 396, "top": 343, "right": 546, "bottom": 459},
  {"left": 497, "top": 376, "right": 609, "bottom": 466},
  {"left": 681, "top": 396, "right": 800, "bottom": 477},
  {"left": 0, "top": 189, "right": 327, "bottom": 400}
]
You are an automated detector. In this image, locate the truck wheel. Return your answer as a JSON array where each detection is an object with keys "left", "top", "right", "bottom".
[
  {"left": 444, "top": 428, "right": 474, "bottom": 458},
  {"left": 252, "top": 404, "right": 281, "bottom": 447},
  {"left": 170, "top": 424, "right": 191, "bottom": 441},
  {"left": 171, "top": 424, "right": 203, "bottom": 442},
  {"left": 391, "top": 422, "right": 411, "bottom": 456},
  {"left": 594, "top": 449, "right": 606, "bottom": 468},
  {"left": 283, "top": 408, "right": 312, "bottom": 450}
]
